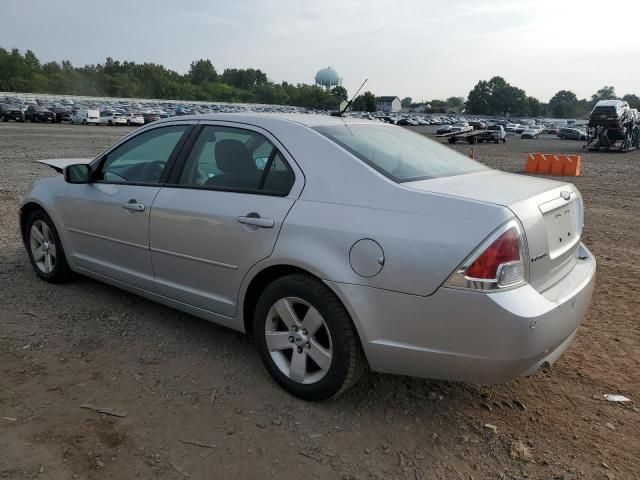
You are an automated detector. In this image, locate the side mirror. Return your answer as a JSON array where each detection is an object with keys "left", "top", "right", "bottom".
[{"left": 64, "top": 164, "right": 92, "bottom": 184}]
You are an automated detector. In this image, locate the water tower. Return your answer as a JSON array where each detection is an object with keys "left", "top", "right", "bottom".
[{"left": 315, "top": 67, "right": 342, "bottom": 91}]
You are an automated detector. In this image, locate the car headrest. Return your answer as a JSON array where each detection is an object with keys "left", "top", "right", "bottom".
[{"left": 215, "top": 139, "right": 257, "bottom": 174}]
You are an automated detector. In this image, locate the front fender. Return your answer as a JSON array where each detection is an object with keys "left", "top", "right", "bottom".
[{"left": 20, "top": 176, "right": 73, "bottom": 266}]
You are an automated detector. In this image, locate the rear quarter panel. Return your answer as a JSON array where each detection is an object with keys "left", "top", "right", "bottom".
[
  {"left": 250, "top": 120, "right": 513, "bottom": 296},
  {"left": 272, "top": 195, "right": 512, "bottom": 296}
]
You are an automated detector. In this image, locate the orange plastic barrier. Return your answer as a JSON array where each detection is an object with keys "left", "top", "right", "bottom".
[{"left": 525, "top": 153, "right": 581, "bottom": 176}]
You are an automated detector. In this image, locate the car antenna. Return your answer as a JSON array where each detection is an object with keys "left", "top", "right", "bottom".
[{"left": 330, "top": 78, "right": 368, "bottom": 117}]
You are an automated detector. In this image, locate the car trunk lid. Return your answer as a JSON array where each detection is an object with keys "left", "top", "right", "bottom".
[{"left": 404, "top": 170, "right": 583, "bottom": 292}]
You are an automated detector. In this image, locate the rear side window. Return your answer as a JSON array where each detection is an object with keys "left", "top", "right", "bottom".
[
  {"left": 177, "top": 125, "right": 295, "bottom": 195},
  {"left": 314, "top": 124, "right": 488, "bottom": 182}
]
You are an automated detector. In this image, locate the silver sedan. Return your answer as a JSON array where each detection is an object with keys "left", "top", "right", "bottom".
[{"left": 20, "top": 114, "right": 596, "bottom": 400}]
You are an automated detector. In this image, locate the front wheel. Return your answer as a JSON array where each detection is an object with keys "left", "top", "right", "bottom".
[
  {"left": 254, "top": 274, "right": 366, "bottom": 400},
  {"left": 25, "top": 210, "right": 72, "bottom": 283}
]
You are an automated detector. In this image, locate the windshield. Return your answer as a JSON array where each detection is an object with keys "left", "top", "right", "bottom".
[{"left": 314, "top": 124, "right": 488, "bottom": 183}]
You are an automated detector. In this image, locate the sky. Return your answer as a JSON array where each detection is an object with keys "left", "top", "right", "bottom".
[{"left": 2, "top": 0, "right": 639, "bottom": 102}]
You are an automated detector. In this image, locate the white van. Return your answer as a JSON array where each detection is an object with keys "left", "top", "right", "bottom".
[{"left": 70, "top": 109, "right": 100, "bottom": 125}]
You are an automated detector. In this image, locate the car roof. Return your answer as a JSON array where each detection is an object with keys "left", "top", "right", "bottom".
[
  {"left": 594, "top": 99, "right": 626, "bottom": 108},
  {"left": 153, "top": 112, "right": 378, "bottom": 128}
]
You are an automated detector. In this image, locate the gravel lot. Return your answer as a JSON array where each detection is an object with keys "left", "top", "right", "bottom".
[{"left": 1, "top": 122, "right": 639, "bottom": 479}]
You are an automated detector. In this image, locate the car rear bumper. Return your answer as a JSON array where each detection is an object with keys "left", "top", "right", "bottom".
[{"left": 327, "top": 243, "right": 596, "bottom": 384}]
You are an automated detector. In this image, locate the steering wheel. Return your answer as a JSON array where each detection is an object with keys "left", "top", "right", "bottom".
[{"left": 140, "top": 161, "right": 164, "bottom": 183}]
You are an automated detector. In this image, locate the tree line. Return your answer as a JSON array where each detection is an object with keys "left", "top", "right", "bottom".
[
  {"left": 0, "top": 48, "right": 343, "bottom": 110},
  {"left": 464, "top": 77, "right": 639, "bottom": 118},
  {"left": 401, "top": 79, "right": 639, "bottom": 118},
  {"left": 2, "top": 48, "right": 639, "bottom": 118}
]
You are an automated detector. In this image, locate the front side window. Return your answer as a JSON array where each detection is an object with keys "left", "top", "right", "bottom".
[
  {"left": 314, "top": 124, "right": 488, "bottom": 182},
  {"left": 97, "top": 125, "right": 189, "bottom": 184},
  {"left": 178, "top": 125, "right": 295, "bottom": 195}
]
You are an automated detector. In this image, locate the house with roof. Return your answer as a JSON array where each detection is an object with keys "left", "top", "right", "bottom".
[{"left": 376, "top": 96, "right": 401, "bottom": 113}]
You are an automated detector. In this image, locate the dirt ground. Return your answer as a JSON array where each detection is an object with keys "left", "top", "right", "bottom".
[{"left": 1, "top": 122, "right": 638, "bottom": 480}]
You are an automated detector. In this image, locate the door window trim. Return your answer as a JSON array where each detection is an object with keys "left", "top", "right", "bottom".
[
  {"left": 164, "top": 122, "right": 300, "bottom": 197},
  {"left": 90, "top": 124, "right": 196, "bottom": 187}
]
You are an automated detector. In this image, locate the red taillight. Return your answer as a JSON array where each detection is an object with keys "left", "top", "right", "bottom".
[
  {"left": 445, "top": 220, "right": 528, "bottom": 291},
  {"left": 465, "top": 228, "right": 520, "bottom": 279}
]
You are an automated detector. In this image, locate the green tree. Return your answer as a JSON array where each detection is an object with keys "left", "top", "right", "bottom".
[
  {"left": 363, "top": 91, "right": 377, "bottom": 112},
  {"left": 466, "top": 81, "right": 492, "bottom": 114},
  {"left": 0, "top": 46, "right": 359, "bottom": 110},
  {"left": 466, "top": 77, "right": 530, "bottom": 115},
  {"left": 548, "top": 90, "right": 579, "bottom": 118},
  {"left": 331, "top": 85, "right": 348, "bottom": 101},
  {"left": 445, "top": 96, "right": 465, "bottom": 112},
  {"left": 401, "top": 97, "right": 412, "bottom": 108},
  {"left": 188, "top": 59, "right": 218, "bottom": 84},
  {"left": 221, "top": 68, "right": 267, "bottom": 90},
  {"left": 351, "top": 95, "right": 366, "bottom": 111},
  {"left": 527, "top": 97, "right": 543, "bottom": 117},
  {"left": 591, "top": 85, "right": 617, "bottom": 103},
  {"left": 24, "top": 49, "right": 41, "bottom": 71},
  {"left": 622, "top": 93, "right": 640, "bottom": 109}
]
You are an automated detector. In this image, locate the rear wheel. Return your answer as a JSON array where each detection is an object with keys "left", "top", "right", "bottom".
[
  {"left": 254, "top": 274, "right": 366, "bottom": 400},
  {"left": 25, "top": 210, "right": 71, "bottom": 283}
]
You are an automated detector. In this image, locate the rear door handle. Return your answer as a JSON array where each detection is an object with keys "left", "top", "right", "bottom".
[
  {"left": 237, "top": 215, "right": 274, "bottom": 228},
  {"left": 122, "top": 200, "right": 145, "bottom": 212}
]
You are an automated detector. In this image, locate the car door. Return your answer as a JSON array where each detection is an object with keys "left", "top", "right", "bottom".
[
  {"left": 149, "top": 123, "right": 303, "bottom": 317},
  {"left": 58, "top": 123, "right": 192, "bottom": 291}
]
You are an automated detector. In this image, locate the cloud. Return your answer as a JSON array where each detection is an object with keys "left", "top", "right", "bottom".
[{"left": 1, "top": 0, "right": 639, "bottom": 101}]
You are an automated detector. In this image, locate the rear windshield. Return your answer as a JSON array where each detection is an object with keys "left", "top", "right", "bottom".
[{"left": 314, "top": 124, "right": 488, "bottom": 182}]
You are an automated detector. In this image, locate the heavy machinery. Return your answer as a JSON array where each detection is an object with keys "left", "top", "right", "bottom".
[{"left": 585, "top": 100, "right": 640, "bottom": 152}]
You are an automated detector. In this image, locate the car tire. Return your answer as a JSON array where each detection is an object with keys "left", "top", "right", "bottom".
[
  {"left": 25, "top": 209, "right": 72, "bottom": 283},
  {"left": 108, "top": 120, "right": 113, "bottom": 126},
  {"left": 82, "top": 119, "right": 87, "bottom": 125},
  {"left": 253, "top": 273, "right": 366, "bottom": 401}
]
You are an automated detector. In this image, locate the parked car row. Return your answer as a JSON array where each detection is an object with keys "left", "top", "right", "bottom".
[{"left": 1, "top": 95, "right": 591, "bottom": 142}]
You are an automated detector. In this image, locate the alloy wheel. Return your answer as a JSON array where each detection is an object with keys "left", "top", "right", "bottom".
[
  {"left": 265, "top": 297, "right": 333, "bottom": 384},
  {"left": 30, "top": 220, "right": 56, "bottom": 274}
]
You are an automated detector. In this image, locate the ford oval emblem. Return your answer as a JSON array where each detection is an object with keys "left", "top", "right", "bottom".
[{"left": 560, "top": 190, "right": 570, "bottom": 201}]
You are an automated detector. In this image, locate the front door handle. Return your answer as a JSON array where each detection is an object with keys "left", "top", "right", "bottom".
[
  {"left": 122, "top": 200, "right": 145, "bottom": 212},
  {"left": 237, "top": 214, "right": 274, "bottom": 228}
]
